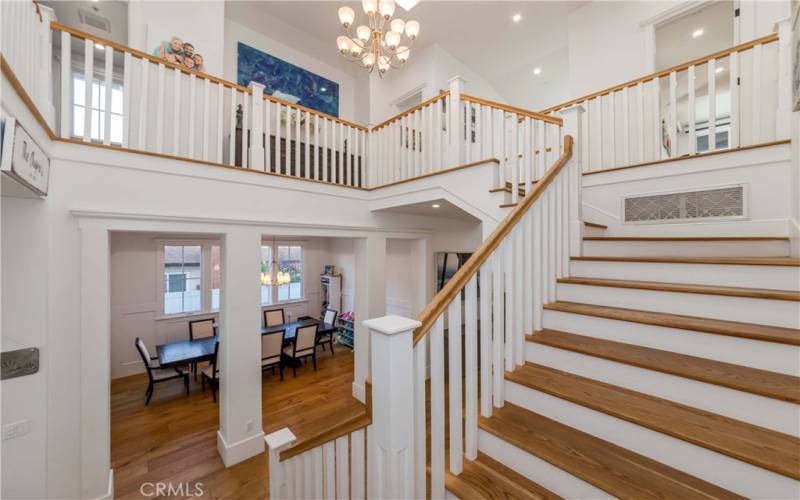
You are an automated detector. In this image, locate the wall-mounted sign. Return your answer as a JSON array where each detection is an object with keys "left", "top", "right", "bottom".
[{"left": 0, "top": 117, "right": 50, "bottom": 197}]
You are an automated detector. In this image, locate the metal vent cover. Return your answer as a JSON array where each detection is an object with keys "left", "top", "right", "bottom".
[
  {"left": 624, "top": 186, "right": 744, "bottom": 223},
  {"left": 78, "top": 9, "right": 111, "bottom": 33}
]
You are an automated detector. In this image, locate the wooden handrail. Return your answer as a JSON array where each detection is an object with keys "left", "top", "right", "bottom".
[
  {"left": 50, "top": 21, "right": 367, "bottom": 131},
  {"left": 412, "top": 135, "right": 573, "bottom": 345},
  {"left": 540, "top": 33, "right": 779, "bottom": 115},
  {"left": 371, "top": 91, "right": 450, "bottom": 131},
  {"left": 279, "top": 378, "right": 373, "bottom": 461},
  {"left": 462, "top": 94, "right": 563, "bottom": 126}
]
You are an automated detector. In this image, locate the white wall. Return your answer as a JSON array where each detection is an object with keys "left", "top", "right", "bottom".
[
  {"left": 369, "top": 43, "right": 505, "bottom": 124},
  {"left": 328, "top": 237, "right": 357, "bottom": 312},
  {"left": 566, "top": 0, "right": 789, "bottom": 102},
  {"left": 1, "top": 197, "right": 49, "bottom": 500},
  {"left": 127, "top": 0, "right": 226, "bottom": 77},
  {"left": 223, "top": 18, "right": 366, "bottom": 123}
]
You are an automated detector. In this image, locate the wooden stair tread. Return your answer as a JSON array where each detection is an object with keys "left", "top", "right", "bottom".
[
  {"left": 528, "top": 329, "right": 800, "bottom": 403},
  {"left": 558, "top": 276, "right": 800, "bottom": 301},
  {"left": 583, "top": 236, "right": 789, "bottom": 241},
  {"left": 582, "top": 221, "right": 607, "bottom": 229},
  {"left": 446, "top": 452, "right": 562, "bottom": 500},
  {"left": 507, "top": 363, "right": 800, "bottom": 480},
  {"left": 544, "top": 301, "right": 800, "bottom": 345},
  {"left": 572, "top": 256, "right": 800, "bottom": 266},
  {"left": 480, "top": 403, "right": 744, "bottom": 500}
]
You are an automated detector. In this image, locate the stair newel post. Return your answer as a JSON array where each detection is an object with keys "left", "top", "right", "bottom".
[
  {"left": 364, "top": 315, "right": 421, "bottom": 500},
  {"left": 247, "top": 82, "right": 266, "bottom": 170},
  {"left": 264, "top": 428, "right": 297, "bottom": 500},
  {"left": 448, "top": 75, "right": 466, "bottom": 168},
  {"left": 560, "top": 104, "right": 585, "bottom": 258}
]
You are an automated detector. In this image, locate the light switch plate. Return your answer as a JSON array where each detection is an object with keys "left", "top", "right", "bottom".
[{"left": 2, "top": 420, "right": 31, "bottom": 441}]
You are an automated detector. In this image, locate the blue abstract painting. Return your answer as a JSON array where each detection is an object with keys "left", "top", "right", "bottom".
[{"left": 237, "top": 42, "right": 339, "bottom": 117}]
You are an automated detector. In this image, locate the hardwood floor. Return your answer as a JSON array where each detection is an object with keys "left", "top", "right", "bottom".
[{"left": 111, "top": 347, "right": 361, "bottom": 499}]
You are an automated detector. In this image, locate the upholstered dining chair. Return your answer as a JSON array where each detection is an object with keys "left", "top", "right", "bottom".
[
  {"left": 201, "top": 341, "right": 220, "bottom": 403},
  {"left": 135, "top": 337, "right": 189, "bottom": 405},
  {"left": 189, "top": 318, "right": 215, "bottom": 379},
  {"left": 282, "top": 323, "right": 318, "bottom": 377},
  {"left": 261, "top": 329, "right": 285, "bottom": 381},
  {"left": 263, "top": 308, "right": 285, "bottom": 327},
  {"left": 316, "top": 309, "right": 338, "bottom": 354}
]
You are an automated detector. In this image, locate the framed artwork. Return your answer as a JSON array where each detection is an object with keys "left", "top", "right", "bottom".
[
  {"left": 237, "top": 42, "right": 339, "bottom": 117},
  {"left": 147, "top": 23, "right": 208, "bottom": 73}
]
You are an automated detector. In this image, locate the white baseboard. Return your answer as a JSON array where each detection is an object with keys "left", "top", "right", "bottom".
[
  {"left": 216, "top": 430, "right": 265, "bottom": 467},
  {"left": 352, "top": 381, "right": 366, "bottom": 403},
  {"left": 94, "top": 469, "right": 113, "bottom": 500}
]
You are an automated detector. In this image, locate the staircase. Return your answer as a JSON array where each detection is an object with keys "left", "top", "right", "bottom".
[{"left": 447, "top": 235, "right": 800, "bottom": 499}]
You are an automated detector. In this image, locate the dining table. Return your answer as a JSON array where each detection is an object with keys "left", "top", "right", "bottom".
[{"left": 155, "top": 318, "right": 338, "bottom": 368}]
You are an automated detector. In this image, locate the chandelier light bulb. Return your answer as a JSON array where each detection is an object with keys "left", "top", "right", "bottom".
[
  {"left": 350, "top": 40, "right": 363, "bottom": 57},
  {"left": 336, "top": 35, "right": 352, "bottom": 53},
  {"left": 362, "top": 0, "right": 378, "bottom": 14},
  {"left": 378, "top": 56, "right": 391, "bottom": 73},
  {"left": 338, "top": 6, "right": 355, "bottom": 27},
  {"left": 404, "top": 20, "right": 420, "bottom": 39},
  {"left": 397, "top": 46, "right": 410, "bottom": 62},
  {"left": 385, "top": 30, "right": 401, "bottom": 50},
  {"left": 363, "top": 52, "right": 376, "bottom": 67},
  {"left": 357, "top": 25, "right": 371, "bottom": 42},
  {"left": 390, "top": 18, "right": 405, "bottom": 34},
  {"left": 379, "top": 0, "right": 395, "bottom": 19}
]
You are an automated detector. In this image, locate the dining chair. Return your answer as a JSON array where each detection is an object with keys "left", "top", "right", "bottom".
[
  {"left": 201, "top": 341, "right": 220, "bottom": 403},
  {"left": 261, "top": 329, "right": 285, "bottom": 381},
  {"left": 189, "top": 318, "right": 215, "bottom": 379},
  {"left": 263, "top": 308, "right": 285, "bottom": 327},
  {"left": 282, "top": 324, "right": 318, "bottom": 377},
  {"left": 135, "top": 337, "right": 189, "bottom": 405},
  {"left": 316, "top": 309, "right": 339, "bottom": 354}
]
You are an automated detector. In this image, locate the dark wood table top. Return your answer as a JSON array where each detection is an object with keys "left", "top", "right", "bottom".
[
  {"left": 262, "top": 318, "right": 337, "bottom": 341},
  {"left": 156, "top": 319, "right": 337, "bottom": 368},
  {"left": 157, "top": 336, "right": 217, "bottom": 368}
]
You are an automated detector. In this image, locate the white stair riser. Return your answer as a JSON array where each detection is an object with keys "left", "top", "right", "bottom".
[
  {"left": 504, "top": 381, "right": 800, "bottom": 500},
  {"left": 543, "top": 309, "right": 800, "bottom": 375},
  {"left": 478, "top": 429, "right": 612, "bottom": 499},
  {"left": 556, "top": 283, "right": 800, "bottom": 328},
  {"left": 570, "top": 260, "right": 800, "bottom": 291},
  {"left": 582, "top": 225, "right": 607, "bottom": 237},
  {"left": 525, "top": 342, "right": 800, "bottom": 435},
  {"left": 583, "top": 240, "right": 790, "bottom": 258}
]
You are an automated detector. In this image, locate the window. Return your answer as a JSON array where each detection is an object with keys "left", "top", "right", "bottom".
[
  {"left": 163, "top": 245, "right": 202, "bottom": 314},
  {"left": 261, "top": 242, "right": 304, "bottom": 305},
  {"left": 72, "top": 74, "right": 124, "bottom": 144},
  {"left": 159, "top": 241, "right": 221, "bottom": 316}
]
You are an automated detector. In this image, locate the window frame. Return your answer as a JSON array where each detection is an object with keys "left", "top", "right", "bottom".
[
  {"left": 156, "top": 239, "right": 221, "bottom": 319},
  {"left": 71, "top": 69, "right": 125, "bottom": 145},
  {"left": 260, "top": 239, "right": 306, "bottom": 306}
]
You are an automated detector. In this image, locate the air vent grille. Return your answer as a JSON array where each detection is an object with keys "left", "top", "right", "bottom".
[
  {"left": 78, "top": 9, "right": 111, "bottom": 33},
  {"left": 624, "top": 186, "right": 744, "bottom": 223}
]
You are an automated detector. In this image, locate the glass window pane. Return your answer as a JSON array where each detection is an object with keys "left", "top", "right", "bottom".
[
  {"left": 73, "top": 76, "right": 85, "bottom": 106},
  {"left": 211, "top": 246, "right": 221, "bottom": 310},
  {"left": 278, "top": 245, "right": 302, "bottom": 301},
  {"left": 163, "top": 245, "right": 203, "bottom": 314},
  {"left": 261, "top": 246, "right": 273, "bottom": 304},
  {"left": 73, "top": 105, "right": 84, "bottom": 136},
  {"left": 92, "top": 80, "right": 102, "bottom": 110},
  {"left": 110, "top": 114, "right": 123, "bottom": 144},
  {"left": 111, "top": 86, "right": 124, "bottom": 114}
]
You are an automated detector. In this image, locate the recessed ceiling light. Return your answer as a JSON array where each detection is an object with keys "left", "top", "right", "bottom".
[
  {"left": 512, "top": 13, "right": 522, "bottom": 23},
  {"left": 715, "top": 67, "right": 724, "bottom": 74},
  {"left": 396, "top": 0, "right": 420, "bottom": 11},
  {"left": 533, "top": 67, "right": 542, "bottom": 75},
  {"left": 692, "top": 28, "right": 704, "bottom": 38},
  {"left": 432, "top": 203, "right": 441, "bottom": 208}
]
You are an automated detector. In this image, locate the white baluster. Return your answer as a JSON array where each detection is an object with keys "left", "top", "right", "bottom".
[
  {"left": 295, "top": 108, "right": 302, "bottom": 176},
  {"left": 708, "top": 59, "right": 717, "bottom": 152},
  {"left": 448, "top": 76, "right": 465, "bottom": 166},
  {"left": 335, "top": 436, "right": 349, "bottom": 499},
  {"left": 413, "top": 338, "right": 427, "bottom": 500},
  {"left": 351, "top": 428, "right": 366, "bottom": 500},
  {"left": 479, "top": 261, "right": 492, "bottom": 417},
  {"left": 447, "top": 296, "right": 463, "bottom": 474},
  {"left": 82, "top": 38, "right": 93, "bottom": 142},
  {"left": 752, "top": 44, "right": 762, "bottom": 144},
  {"left": 503, "top": 238, "right": 514, "bottom": 371},
  {"left": 435, "top": 98, "right": 444, "bottom": 171},
  {"left": 430, "top": 315, "right": 445, "bottom": 498},
  {"left": 609, "top": 91, "right": 616, "bottom": 167},
  {"left": 492, "top": 249, "right": 504, "bottom": 407},
  {"left": 523, "top": 117, "right": 532, "bottom": 194},
  {"left": 322, "top": 441, "right": 335, "bottom": 499},
  {"left": 532, "top": 200, "right": 543, "bottom": 330},
  {"left": 275, "top": 102, "right": 282, "bottom": 172},
  {"left": 730, "top": 52, "right": 740, "bottom": 149},
  {"left": 464, "top": 274, "right": 478, "bottom": 460},
  {"left": 172, "top": 68, "right": 181, "bottom": 156},
  {"left": 688, "top": 65, "right": 697, "bottom": 155},
  {"left": 188, "top": 74, "right": 196, "bottom": 158},
  {"left": 494, "top": 107, "right": 504, "bottom": 187},
  {"left": 248, "top": 82, "right": 265, "bottom": 170},
  {"left": 523, "top": 211, "right": 533, "bottom": 337},
  {"left": 597, "top": 96, "right": 604, "bottom": 168},
  {"left": 513, "top": 227, "right": 524, "bottom": 367},
  {"left": 265, "top": 99, "right": 272, "bottom": 171},
  {"left": 652, "top": 77, "right": 660, "bottom": 160},
  {"left": 510, "top": 113, "right": 519, "bottom": 204},
  {"left": 323, "top": 118, "right": 330, "bottom": 182},
  {"left": 60, "top": 31, "right": 72, "bottom": 139},
  {"left": 285, "top": 105, "right": 292, "bottom": 173},
  {"left": 228, "top": 88, "right": 236, "bottom": 166},
  {"left": 202, "top": 78, "right": 210, "bottom": 161},
  {"left": 305, "top": 112, "right": 312, "bottom": 179},
  {"left": 622, "top": 86, "right": 630, "bottom": 166},
  {"left": 637, "top": 82, "right": 645, "bottom": 162},
  {"left": 103, "top": 46, "right": 113, "bottom": 145},
  {"left": 668, "top": 71, "right": 677, "bottom": 157}
]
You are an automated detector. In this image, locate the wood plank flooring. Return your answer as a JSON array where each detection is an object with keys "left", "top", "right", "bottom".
[{"left": 111, "top": 348, "right": 361, "bottom": 499}]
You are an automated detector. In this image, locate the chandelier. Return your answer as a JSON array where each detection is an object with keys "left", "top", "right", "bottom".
[
  {"left": 260, "top": 268, "right": 291, "bottom": 286},
  {"left": 336, "top": 0, "right": 420, "bottom": 77}
]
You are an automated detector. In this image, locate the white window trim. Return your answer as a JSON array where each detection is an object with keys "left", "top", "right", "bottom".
[
  {"left": 155, "top": 238, "right": 220, "bottom": 318},
  {"left": 261, "top": 238, "right": 306, "bottom": 305}
]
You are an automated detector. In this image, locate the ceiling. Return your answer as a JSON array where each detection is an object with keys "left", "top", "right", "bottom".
[
  {"left": 229, "top": 1, "right": 578, "bottom": 109},
  {"left": 378, "top": 198, "right": 480, "bottom": 221},
  {"left": 655, "top": 1, "right": 734, "bottom": 71},
  {"left": 41, "top": 0, "right": 128, "bottom": 45}
]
